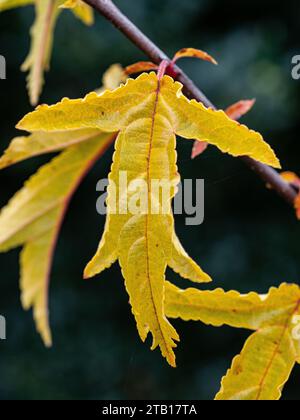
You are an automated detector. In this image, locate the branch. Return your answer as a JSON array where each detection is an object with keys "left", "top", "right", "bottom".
[{"left": 83, "top": 0, "right": 297, "bottom": 208}]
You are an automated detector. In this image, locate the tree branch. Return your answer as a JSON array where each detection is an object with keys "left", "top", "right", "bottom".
[{"left": 83, "top": 0, "right": 297, "bottom": 207}]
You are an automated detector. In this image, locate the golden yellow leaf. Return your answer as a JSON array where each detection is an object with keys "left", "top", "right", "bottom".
[
  {"left": 21, "top": 0, "right": 61, "bottom": 106},
  {"left": 1, "top": 0, "right": 94, "bottom": 105},
  {"left": 17, "top": 73, "right": 280, "bottom": 168},
  {"left": 0, "top": 132, "right": 115, "bottom": 346},
  {"left": 0, "top": 61, "right": 117, "bottom": 343},
  {"left": 165, "top": 282, "right": 300, "bottom": 400},
  {"left": 84, "top": 122, "right": 209, "bottom": 367},
  {"left": 15, "top": 72, "right": 280, "bottom": 366}
]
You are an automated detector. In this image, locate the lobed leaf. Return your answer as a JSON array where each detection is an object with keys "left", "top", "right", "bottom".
[
  {"left": 10, "top": 72, "right": 280, "bottom": 365},
  {"left": 18, "top": 73, "right": 280, "bottom": 168},
  {"left": 84, "top": 122, "right": 210, "bottom": 366}
]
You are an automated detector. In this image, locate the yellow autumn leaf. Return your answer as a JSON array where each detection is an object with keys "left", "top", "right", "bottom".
[
  {"left": 15, "top": 72, "right": 280, "bottom": 366},
  {"left": 0, "top": 63, "right": 120, "bottom": 345},
  {"left": 0, "top": 0, "right": 94, "bottom": 105},
  {"left": 165, "top": 281, "right": 300, "bottom": 400},
  {"left": 0, "top": 131, "right": 115, "bottom": 346},
  {"left": 17, "top": 73, "right": 280, "bottom": 168},
  {"left": 21, "top": 0, "right": 62, "bottom": 106},
  {"left": 0, "top": 62, "right": 121, "bottom": 344}
]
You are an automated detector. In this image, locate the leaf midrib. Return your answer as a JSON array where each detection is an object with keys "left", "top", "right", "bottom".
[{"left": 144, "top": 78, "right": 173, "bottom": 363}]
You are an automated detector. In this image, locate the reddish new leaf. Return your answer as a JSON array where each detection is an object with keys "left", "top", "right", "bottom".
[
  {"left": 281, "top": 171, "right": 300, "bottom": 220},
  {"left": 172, "top": 48, "right": 218, "bottom": 65},
  {"left": 125, "top": 61, "right": 159, "bottom": 76},
  {"left": 225, "top": 99, "right": 256, "bottom": 121}
]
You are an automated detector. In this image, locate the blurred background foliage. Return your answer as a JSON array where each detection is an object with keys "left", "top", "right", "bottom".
[{"left": 0, "top": 0, "right": 300, "bottom": 400}]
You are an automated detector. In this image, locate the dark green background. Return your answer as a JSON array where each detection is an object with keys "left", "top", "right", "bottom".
[{"left": 0, "top": 0, "right": 300, "bottom": 400}]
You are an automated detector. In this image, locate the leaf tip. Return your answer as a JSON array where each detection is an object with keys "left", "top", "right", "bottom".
[
  {"left": 44, "top": 334, "right": 53, "bottom": 348},
  {"left": 191, "top": 141, "right": 208, "bottom": 159},
  {"left": 83, "top": 269, "right": 91, "bottom": 280},
  {"left": 83, "top": 263, "right": 96, "bottom": 280},
  {"left": 272, "top": 157, "right": 282, "bottom": 170},
  {"left": 15, "top": 118, "right": 26, "bottom": 131}
]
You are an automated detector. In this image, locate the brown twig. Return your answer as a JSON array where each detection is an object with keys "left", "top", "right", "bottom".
[{"left": 83, "top": 0, "right": 297, "bottom": 207}]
